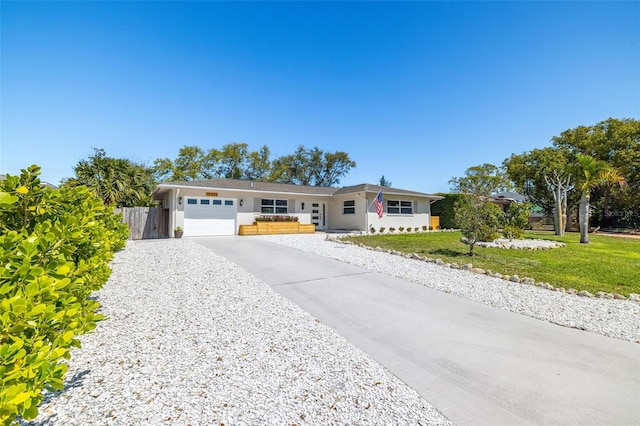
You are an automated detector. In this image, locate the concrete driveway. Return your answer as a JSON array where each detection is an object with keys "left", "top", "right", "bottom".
[{"left": 194, "top": 236, "right": 640, "bottom": 426}]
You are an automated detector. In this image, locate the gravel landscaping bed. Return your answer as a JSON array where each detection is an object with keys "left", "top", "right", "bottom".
[
  {"left": 25, "top": 239, "right": 451, "bottom": 426},
  {"left": 256, "top": 234, "right": 640, "bottom": 343}
]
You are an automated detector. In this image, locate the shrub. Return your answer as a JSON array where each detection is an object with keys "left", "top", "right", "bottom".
[
  {"left": 379, "top": 227, "right": 386, "bottom": 233},
  {"left": 414, "top": 227, "right": 419, "bottom": 232},
  {"left": 389, "top": 227, "right": 396, "bottom": 232},
  {"left": 0, "top": 166, "right": 128, "bottom": 424},
  {"left": 502, "top": 224, "right": 523, "bottom": 239},
  {"left": 422, "top": 225, "right": 428, "bottom": 231},
  {"left": 478, "top": 224, "right": 499, "bottom": 242},
  {"left": 431, "top": 193, "right": 467, "bottom": 229},
  {"left": 398, "top": 226, "right": 405, "bottom": 232},
  {"left": 429, "top": 226, "right": 434, "bottom": 231},
  {"left": 502, "top": 202, "right": 533, "bottom": 239},
  {"left": 254, "top": 215, "right": 298, "bottom": 222},
  {"left": 370, "top": 226, "right": 376, "bottom": 234}
]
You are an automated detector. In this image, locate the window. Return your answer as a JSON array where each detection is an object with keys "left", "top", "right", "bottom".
[
  {"left": 187, "top": 199, "right": 197, "bottom": 205},
  {"left": 343, "top": 200, "right": 355, "bottom": 214},
  {"left": 212, "top": 199, "right": 222, "bottom": 205},
  {"left": 275, "top": 199, "right": 288, "bottom": 214},
  {"left": 224, "top": 200, "right": 234, "bottom": 206},
  {"left": 200, "top": 199, "right": 210, "bottom": 205},
  {"left": 387, "top": 200, "right": 413, "bottom": 215},
  {"left": 261, "top": 199, "right": 288, "bottom": 214}
]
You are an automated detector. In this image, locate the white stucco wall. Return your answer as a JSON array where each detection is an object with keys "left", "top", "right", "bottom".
[
  {"left": 364, "top": 193, "right": 432, "bottom": 232},
  {"left": 157, "top": 184, "right": 437, "bottom": 235},
  {"left": 329, "top": 193, "right": 368, "bottom": 230},
  {"left": 158, "top": 186, "right": 332, "bottom": 235}
]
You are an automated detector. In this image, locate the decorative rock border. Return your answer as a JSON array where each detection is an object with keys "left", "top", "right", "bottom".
[{"left": 327, "top": 235, "right": 639, "bottom": 303}]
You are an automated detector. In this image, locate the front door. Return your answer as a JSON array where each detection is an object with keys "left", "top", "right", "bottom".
[{"left": 311, "top": 202, "right": 327, "bottom": 230}]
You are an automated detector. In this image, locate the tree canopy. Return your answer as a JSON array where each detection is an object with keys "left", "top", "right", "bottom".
[
  {"left": 155, "top": 143, "right": 356, "bottom": 187},
  {"left": 449, "top": 163, "right": 511, "bottom": 196},
  {"left": 504, "top": 117, "right": 639, "bottom": 230},
  {"left": 503, "top": 147, "right": 571, "bottom": 214},
  {"left": 63, "top": 148, "right": 155, "bottom": 207}
]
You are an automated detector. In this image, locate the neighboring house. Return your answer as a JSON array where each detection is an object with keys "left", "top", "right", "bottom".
[
  {"left": 151, "top": 179, "right": 443, "bottom": 237},
  {"left": 490, "top": 191, "right": 527, "bottom": 214},
  {"left": 490, "top": 191, "right": 546, "bottom": 218}
]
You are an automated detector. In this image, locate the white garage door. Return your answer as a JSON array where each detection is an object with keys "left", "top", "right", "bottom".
[{"left": 184, "top": 197, "right": 237, "bottom": 236}]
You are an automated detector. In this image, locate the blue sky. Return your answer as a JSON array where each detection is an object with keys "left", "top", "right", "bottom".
[{"left": 1, "top": 1, "right": 638, "bottom": 193}]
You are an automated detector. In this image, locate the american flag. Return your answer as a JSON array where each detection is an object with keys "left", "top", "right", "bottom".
[{"left": 374, "top": 191, "right": 383, "bottom": 218}]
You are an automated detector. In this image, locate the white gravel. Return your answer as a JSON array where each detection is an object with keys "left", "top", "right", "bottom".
[
  {"left": 255, "top": 234, "right": 640, "bottom": 343},
  {"left": 24, "top": 239, "right": 451, "bottom": 426},
  {"left": 476, "top": 238, "right": 565, "bottom": 249}
]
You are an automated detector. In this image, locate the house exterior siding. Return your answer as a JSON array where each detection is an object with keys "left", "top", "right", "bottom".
[
  {"left": 152, "top": 179, "right": 442, "bottom": 236},
  {"left": 364, "top": 194, "right": 432, "bottom": 232},
  {"left": 328, "top": 193, "right": 368, "bottom": 230}
]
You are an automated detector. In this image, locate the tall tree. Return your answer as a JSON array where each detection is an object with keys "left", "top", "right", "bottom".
[
  {"left": 504, "top": 148, "right": 570, "bottom": 213},
  {"left": 504, "top": 147, "right": 574, "bottom": 236},
  {"left": 64, "top": 148, "right": 155, "bottom": 207},
  {"left": 217, "top": 143, "right": 249, "bottom": 179},
  {"left": 269, "top": 146, "right": 309, "bottom": 185},
  {"left": 315, "top": 151, "right": 357, "bottom": 187},
  {"left": 573, "top": 154, "right": 625, "bottom": 243},
  {"left": 379, "top": 175, "right": 392, "bottom": 187},
  {"left": 156, "top": 144, "right": 356, "bottom": 187},
  {"left": 154, "top": 146, "right": 213, "bottom": 182},
  {"left": 245, "top": 145, "right": 272, "bottom": 180},
  {"left": 544, "top": 170, "right": 573, "bottom": 236},
  {"left": 269, "top": 145, "right": 356, "bottom": 187},
  {"left": 552, "top": 118, "right": 640, "bottom": 228}
]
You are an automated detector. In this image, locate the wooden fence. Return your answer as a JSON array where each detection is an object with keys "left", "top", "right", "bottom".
[
  {"left": 430, "top": 216, "right": 440, "bottom": 230},
  {"left": 115, "top": 207, "right": 169, "bottom": 240}
]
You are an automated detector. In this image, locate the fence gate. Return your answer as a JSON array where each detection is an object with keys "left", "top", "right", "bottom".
[{"left": 117, "top": 207, "right": 169, "bottom": 240}]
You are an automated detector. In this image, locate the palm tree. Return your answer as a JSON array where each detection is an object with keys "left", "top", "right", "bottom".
[
  {"left": 66, "top": 149, "right": 155, "bottom": 207},
  {"left": 575, "top": 154, "right": 625, "bottom": 243}
]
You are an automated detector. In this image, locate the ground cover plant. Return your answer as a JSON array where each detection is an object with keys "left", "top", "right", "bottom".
[
  {"left": 345, "top": 231, "right": 640, "bottom": 296},
  {"left": 0, "top": 166, "right": 128, "bottom": 425}
]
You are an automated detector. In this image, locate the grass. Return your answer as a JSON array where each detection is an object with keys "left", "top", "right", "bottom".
[{"left": 345, "top": 231, "right": 640, "bottom": 296}]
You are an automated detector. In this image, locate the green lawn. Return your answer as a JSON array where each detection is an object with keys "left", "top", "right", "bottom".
[{"left": 345, "top": 231, "right": 640, "bottom": 296}]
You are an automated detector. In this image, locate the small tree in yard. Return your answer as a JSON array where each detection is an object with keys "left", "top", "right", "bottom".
[
  {"left": 450, "top": 163, "right": 509, "bottom": 255},
  {"left": 455, "top": 195, "right": 504, "bottom": 256},
  {"left": 503, "top": 202, "right": 534, "bottom": 239}
]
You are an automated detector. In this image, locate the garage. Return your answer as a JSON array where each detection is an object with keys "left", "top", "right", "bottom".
[{"left": 184, "top": 197, "right": 237, "bottom": 236}]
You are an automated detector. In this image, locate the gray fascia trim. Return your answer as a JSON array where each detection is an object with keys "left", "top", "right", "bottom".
[
  {"left": 360, "top": 188, "right": 444, "bottom": 200},
  {"left": 154, "top": 183, "right": 334, "bottom": 197}
]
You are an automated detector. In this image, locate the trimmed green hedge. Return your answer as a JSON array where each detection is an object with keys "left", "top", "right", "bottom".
[
  {"left": 430, "top": 193, "right": 466, "bottom": 229},
  {"left": 0, "top": 166, "right": 128, "bottom": 424}
]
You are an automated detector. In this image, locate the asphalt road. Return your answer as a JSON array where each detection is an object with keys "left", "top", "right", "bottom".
[{"left": 194, "top": 236, "right": 640, "bottom": 426}]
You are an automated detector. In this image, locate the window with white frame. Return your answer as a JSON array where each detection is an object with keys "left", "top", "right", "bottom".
[
  {"left": 261, "top": 199, "right": 288, "bottom": 214},
  {"left": 343, "top": 200, "right": 355, "bottom": 214},
  {"left": 387, "top": 200, "right": 413, "bottom": 215}
]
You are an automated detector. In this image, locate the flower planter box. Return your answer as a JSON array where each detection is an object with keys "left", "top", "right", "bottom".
[
  {"left": 298, "top": 224, "right": 316, "bottom": 234},
  {"left": 239, "top": 222, "right": 316, "bottom": 235}
]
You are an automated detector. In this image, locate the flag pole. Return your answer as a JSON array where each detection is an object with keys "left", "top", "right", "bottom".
[{"left": 367, "top": 190, "right": 381, "bottom": 211}]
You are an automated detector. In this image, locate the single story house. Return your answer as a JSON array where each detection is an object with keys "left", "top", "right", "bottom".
[{"left": 151, "top": 179, "right": 443, "bottom": 237}]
